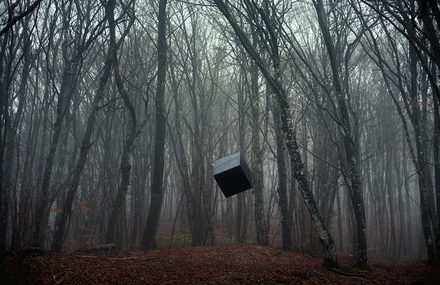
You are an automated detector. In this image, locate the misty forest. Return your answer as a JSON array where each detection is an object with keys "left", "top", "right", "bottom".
[{"left": 1, "top": 0, "right": 440, "bottom": 273}]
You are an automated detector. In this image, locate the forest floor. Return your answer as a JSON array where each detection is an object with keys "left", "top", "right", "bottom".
[{"left": 1, "top": 243, "right": 439, "bottom": 284}]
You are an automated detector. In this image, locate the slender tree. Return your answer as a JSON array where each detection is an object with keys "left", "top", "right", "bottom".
[
  {"left": 105, "top": 1, "right": 138, "bottom": 247},
  {"left": 211, "top": 0, "right": 340, "bottom": 268},
  {"left": 52, "top": 0, "right": 134, "bottom": 252},
  {"left": 141, "top": 0, "right": 168, "bottom": 250}
]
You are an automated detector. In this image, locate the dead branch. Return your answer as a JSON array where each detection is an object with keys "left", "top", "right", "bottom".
[{"left": 74, "top": 244, "right": 116, "bottom": 253}]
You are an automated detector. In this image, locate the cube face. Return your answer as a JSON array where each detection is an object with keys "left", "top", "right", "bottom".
[{"left": 213, "top": 152, "right": 253, "bottom": 198}]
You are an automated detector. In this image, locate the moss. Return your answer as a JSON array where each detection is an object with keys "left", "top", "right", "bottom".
[
  {"left": 271, "top": 250, "right": 284, "bottom": 256},
  {"left": 323, "top": 256, "right": 341, "bottom": 269},
  {"left": 121, "top": 158, "right": 132, "bottom": 173},
  {"left": 339, "top": 265, "right": 356, "bottom": 273}
]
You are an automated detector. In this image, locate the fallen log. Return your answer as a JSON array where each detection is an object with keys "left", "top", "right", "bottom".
[
  {"left": 74, "top": 244, "right": 116, "bottom": 253},
  {"left": 0, "top": 247, "right": 47, "bottom": 263}
]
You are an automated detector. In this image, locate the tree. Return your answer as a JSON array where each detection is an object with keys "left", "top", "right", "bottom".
[
  {"left": 141, "top": 0, "right": 168, "bottom": 250},
  {"left": 311, "top": 0, "right": 369, "bottom": 270},
  {"left": 211, "top": 0, "right": 340, "bottom": 268},
  {"left": 105, "top": 0, "right": 138, "bottom": 247},
  {"left": 32, "top": 0, "right": 95, "bottom": 248},
  {"left": 357, "top": 0, "right": 440, "bottom": 265},
  {"left": 52, "top": 0, "right": 134, "bottom": 252},
  {"left": 0, "top": 0, "right": 37, "bottom": 250}
]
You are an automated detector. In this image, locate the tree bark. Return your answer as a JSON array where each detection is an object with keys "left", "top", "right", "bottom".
[
  {"left": 272, "top": 86, "right": 292, "bottom": 249},
  {"left": 211, "top": 0, "right": 340, "bottom": 268},
  {"left": 51, "top": 0, "right": 121, "bottom": 252},
  {"left": 313, "top": 0, "right": 369, "bottom": 270},
  {"left": 33, "top": 53, "right": 72, "bottom": 249},
  {"left": 105, "top": 25, "right": 139, "bottom": 247},
  {"left": 250, "top": 54, "right": 269, "bottom": 246},
  {"left": 141, "top": 0, "right": 168, "bottom": 250},
  {"left": 408, "top": 41, "right": 439, "bottom": 265}
]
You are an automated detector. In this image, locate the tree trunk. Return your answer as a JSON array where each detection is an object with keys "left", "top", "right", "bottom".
[
  {"left": 313, "top": 0, "right": 369, "bottom": 270},
  {"left": 250, "top": 56, "right": 269, "bottom": 246},
  {"left": 105, "top": 32, "right": 139, "bottom": 247},
  {"left": 141, "top": 0, "right": 168, "bottom": 250},
  {"left": 211, "top": 0, "right": 340, "bottom": 268},
  {"left": 33, "top": 58, "right": 71, "bottom": 249},
  {"left": 51, "top": 0, "right": 119, "bottom": 252},
  {"left": 272, "top": 88, "right": 292, "bottom": 249},
  {"left": 434, "top": 86, "right": 440, "bottom": 232},
  {"left": 408, "top": 41, "right": 439, "bottom": 265},
  {"left": 236, "top": 68, "right": 247, "bottom": 243},
  {"left": 0, "top": 18, "right": 14, "bottom": 250},
  {"left": 8, "top": 30, "right": 32, "bottom": 249}
]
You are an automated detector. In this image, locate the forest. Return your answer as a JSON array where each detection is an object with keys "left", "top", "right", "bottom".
[{"left": 0, "top": 0, "right": 439, "bottom": 274}]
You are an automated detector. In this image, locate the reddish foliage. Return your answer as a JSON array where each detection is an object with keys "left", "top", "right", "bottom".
[{"left": 1, "top": 244, "right": 438, "bottom": 284}]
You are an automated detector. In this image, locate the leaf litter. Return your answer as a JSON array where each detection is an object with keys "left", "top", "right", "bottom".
[{"left": 1, "top": 244, "right": 438, "bottom": 284}]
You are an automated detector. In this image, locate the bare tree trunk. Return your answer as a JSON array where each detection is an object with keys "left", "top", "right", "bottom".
[
  {"left": 211, "top": 0, "right": 340, "bottom": 268},
  {"left": 250, "top": 56, "right": 269, "bottom": 246},
  {"left": 8, "top": 26, "right": 32, "bottom": 249},
  {"left": 105, "top": 21, "right": 138, "bottom": 246},
  {"left": 313, "top": 0, "right": 369, "bottom": 270},
  {"left": 33, "top": 52, "right": 72, "bottom": 248},
  {"left": 141, "top": 0, "right": 167, "bottom": 250},
  {"left": 236, "top": 68, "right": 247, "bottom": 243},
  {"left": 272, "top": 88, "right": 292, "bottom": 249},
  {"left": 408, "top": 42, "right": 439, "bottom": 265},
  {"left": 51, "top": 0, "right": 122, "bottom": 252},
  {"left": 434, "top": 85, "right": 440, "bottom": 233},
  {"left": 0, "top": 12, "right": 14, "bottom": 250}
]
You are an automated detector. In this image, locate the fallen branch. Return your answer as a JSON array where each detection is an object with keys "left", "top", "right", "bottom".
[
  {"left": 324, "top": 265, "right": 367, "bottom": 279},
  {"left": 74, "top": 244, "right": 116, "bottom": 253},
  {"left": 74, "top": 255, "right": 98, "bottom": 258},
  {"left": 53, "top": 275, "right": 65, "bottom": 285},
  {"left": 109, "top": 256, "right": 158, "bottom": 260},
  {"left": 0, "top": 247, "right": 46, "bottom": 262}
]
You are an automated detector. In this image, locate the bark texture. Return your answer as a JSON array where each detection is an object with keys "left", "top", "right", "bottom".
[{"left": 141, "top": 0, "right": 168, "bottom": 250}]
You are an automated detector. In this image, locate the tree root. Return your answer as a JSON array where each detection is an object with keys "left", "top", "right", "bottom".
[{"left": 323, "top": 265, "right": 367, "bottom": 279}]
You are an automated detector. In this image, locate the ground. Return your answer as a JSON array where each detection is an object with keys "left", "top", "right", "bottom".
[{"left": 1, "top": 244, "right": 439, "bottom": 284}]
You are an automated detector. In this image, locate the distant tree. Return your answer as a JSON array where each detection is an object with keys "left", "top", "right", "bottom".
[
  {"left": 52, "top": 0, "right": 134, "bottom": 252},
  {"left": 32, "top": 0, "right": 100, "bottom": 248},
  {"left": 357, "top": 0, "right": 440, "bottom": 265},
  {"left": 0, "top": 0, "right": 37, "bottom": 250}
]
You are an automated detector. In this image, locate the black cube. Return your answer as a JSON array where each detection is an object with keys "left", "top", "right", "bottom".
[{"left": 213, "top": 152, "right": 253, "bottom": 198}]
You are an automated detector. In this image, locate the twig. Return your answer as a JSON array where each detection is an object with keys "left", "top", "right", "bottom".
[
  {"left": 53, "top": 276, "right": 65, "bottom": 285},
  {"left": 108, "top": 256, "right": 158, "bottom": 260}
]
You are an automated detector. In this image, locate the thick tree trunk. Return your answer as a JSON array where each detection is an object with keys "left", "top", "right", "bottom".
[
  {"left": 250, "top": 58, "right": 269, "bottom": 246},
  {"left": 435, "top": 91, "right": 440, "bottom": 232},
  {"left": 0, "top": 24, "right": 13, "bottom": 250},
  {"left": 272, "top": 90, "right": 292, "bottom": 249},
  {"left": 408, "top": 42, "right": 439, "bottom": 265},
  {"left": 141, "top": 0, "right": 167, "bottom": 250}
]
